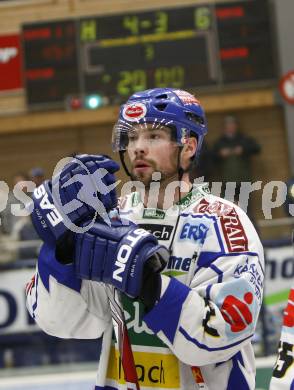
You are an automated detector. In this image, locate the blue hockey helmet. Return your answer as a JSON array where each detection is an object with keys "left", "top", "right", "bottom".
[{"left": 112, "top": 88, "right": 208, "bottom": 159}]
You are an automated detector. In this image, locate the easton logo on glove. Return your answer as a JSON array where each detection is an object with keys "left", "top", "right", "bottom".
[
  {"left": 33, "top": 184, "right": 63, "bottom": 227},
  {"left": 114, "top": 229, "right": 149, "bottom": 283},
  {"left": 75, "top": 220, "right": 169, "bottom": 298}
]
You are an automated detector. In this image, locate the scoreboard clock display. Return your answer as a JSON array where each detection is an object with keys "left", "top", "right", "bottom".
[
  {"left": 81, "top": 8, "right": 217, "bottom": 102},
  {"left": 22, "top": 0, "right": 276, "bottom": 109}
]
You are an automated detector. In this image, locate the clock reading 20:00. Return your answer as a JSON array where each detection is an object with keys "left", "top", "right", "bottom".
[{"left": 117, "top": 66, "right": 185, "bottom": 96}]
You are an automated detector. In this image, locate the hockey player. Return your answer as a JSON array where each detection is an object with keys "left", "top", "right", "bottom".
[
  {"left": 26, "top": 88, "right": 264, "bottom": 390},
  {"left": 270, "top": 285, "right": 294, "bottom": 390}
]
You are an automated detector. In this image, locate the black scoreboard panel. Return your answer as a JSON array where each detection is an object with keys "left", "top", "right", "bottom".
[
  {"left": 22, "top": 0, "right": 276, "bottom": 109},
  {"left": 80, "top": 5, "right": 219, "bottom": 103},
  {"left": 23, "top": 20, "right": 79, "bottom": 106},
  {"left": 84, "top": 36, "right": 214, "bottom": 100},
  {"left": 216, "top": 1, "right": 275, "bottom": 83},
  {"left": 80, "top": 5, "right": 217, "bottom": 102}
]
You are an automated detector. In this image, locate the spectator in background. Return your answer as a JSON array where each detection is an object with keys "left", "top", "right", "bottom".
[
  {"left": 0, "top": 171, "right": 40, "bottom": 261},
  {"left": 284, "top": 176, "right": 294, "bottom": 217},
  {"left": 29, "top": 167, "right": 45, "bottom": 187},
  {"left": 190, "top": 139, "right": 213, "bottom": 183},
  {"left": 10, "top": 167, "right": 44, "bottom": 260},
  {"left": 11, "top": 214, "right": 40, "bottom": 260},
  {"left": 212, "top": 115, "right": 261, "bottom": 207},
  {"left": 1, "top": 172, "right": 29, "bottom": 235},
  {"left": 0, "top": 172, "right": 33, "bottom": 263}
]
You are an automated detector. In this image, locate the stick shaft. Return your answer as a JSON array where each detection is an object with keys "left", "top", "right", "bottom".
[{"left": 106, "top": 285, "right": 140, "bottom": 390}]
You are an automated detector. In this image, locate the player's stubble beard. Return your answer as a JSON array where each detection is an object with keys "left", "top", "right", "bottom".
[
  {"left": 131, "top": 158, "right": 179, "bottom": 191},
  {"left": 129, "top": 143, "right": 181, "bottom": 208}
]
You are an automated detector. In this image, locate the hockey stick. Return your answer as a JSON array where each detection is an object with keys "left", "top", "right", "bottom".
[{"left": 105, "top": 284, "right": 140, "bottom": 390}]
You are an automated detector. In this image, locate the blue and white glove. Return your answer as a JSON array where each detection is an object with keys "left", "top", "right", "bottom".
[
  {"left": 30, "top": 154, "right": 120, "bottom": 246},
  {"left": 75, "top": 220, "right": 169, "bottom": 299}
]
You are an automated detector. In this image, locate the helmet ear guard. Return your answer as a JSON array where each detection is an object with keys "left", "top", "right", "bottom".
[{"left": 112, "top": 88, "right": 208, "bottom": 160}]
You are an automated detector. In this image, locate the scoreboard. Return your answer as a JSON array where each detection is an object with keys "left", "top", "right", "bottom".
[
  {"left": 22, "top": 0, "right": 276, "bottom": 109},
  {"left": 23, "top": 20, "right": 79, "bottom": 107}
]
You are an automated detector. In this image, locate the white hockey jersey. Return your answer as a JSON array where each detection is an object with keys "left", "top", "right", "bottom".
[
  {"left": 26, "top": 184, "right": 264, "bottom": 390},
  {"left": 270, "top": 285, "right": 294, "bottom": 390}
]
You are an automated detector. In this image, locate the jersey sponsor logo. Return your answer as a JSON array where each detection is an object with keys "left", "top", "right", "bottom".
[
  {"left": 33, "top": 184, "right": 63, "bottom": 227},
  {"left": 195, "top": 199, "right": 248, "bottom": 252},
  {"left": 122, "top": 102, "right": 147, "bottom": 121},
  {"left": 178, "top": 187, "right": 207, "bottom": 210},
  {"left": 107, "top": 346, "right": 180, "bottom": 388},
  {"left": 122, "top": 296, "right": 165, "bottom": 347},
  {"left": 143, "top": 208, "right": 165, "bottom": 219},
  {"left": 125, "top": 301, "right": 153, "bottom": 336},
  {"left": 180, "top": 222, "right": 209, "bottom": 243},
  {"left": 113, "top": 228, "right": 149, "bottom": 283},
  {"left": 220, "top": 208, "right": 248, "bottom": 252},
  {"left": 165, "top": 256, "right": 191, "bottom": 275},
  {"left": 220, "top": 292, "right": 253, "bottom": 333},
  {"left": 194, "top": 198, "right": 233, "bottom": 217},
  {"left": 234, "top": 258, "right": 263, "bottom": 302},
  {"left": 138, "top": 224, "right": 173, "bottom": 241}
]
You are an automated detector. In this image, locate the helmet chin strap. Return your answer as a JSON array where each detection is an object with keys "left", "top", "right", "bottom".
[
  {"left": 119, "top": 150, "right": 133, "bottom": 178},
  {"left": 177, "top": 146, "right": 184, "bottom": 183},
  {"left": 168, "top": 146, "right": 186, "bottom": 254}
]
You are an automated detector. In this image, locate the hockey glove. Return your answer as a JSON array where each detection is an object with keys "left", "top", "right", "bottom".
[
  {"left": 75, "top": 220, "right": 169, "bottom": 299},
  {"left": 30, "top": 155, "right": 120, "bottom": 246}
]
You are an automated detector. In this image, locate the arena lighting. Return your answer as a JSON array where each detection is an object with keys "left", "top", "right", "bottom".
[
  {"left": 70, "top": 96, "right": 83, "bottom": 110},
  {"left": 66, "top": 94, "right": 107, "bottom": 110},
  {"left": 84, "top": 94, "right": 103, "bottom": 109},
  {"left": 65, "top": 95, "right": 83, "bottom": 111}
]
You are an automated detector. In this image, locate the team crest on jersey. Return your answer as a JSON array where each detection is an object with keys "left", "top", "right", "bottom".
[{"left": 122, "top": 102, "right": 147, "bottom": 121}]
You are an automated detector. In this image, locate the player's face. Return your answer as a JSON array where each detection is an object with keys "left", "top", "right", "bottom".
[{"left": 127, "top": 124, "right": 178, "bottom": 186}]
